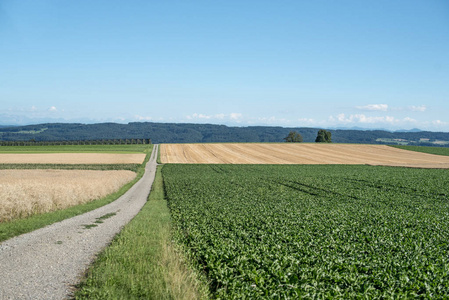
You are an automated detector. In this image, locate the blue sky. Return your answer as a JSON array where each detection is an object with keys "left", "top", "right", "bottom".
[{"left": 1, "top": 0, "right": 448, "bottom": 131}]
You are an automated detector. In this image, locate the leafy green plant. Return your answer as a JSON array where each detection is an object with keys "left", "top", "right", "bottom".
[{"left": 163, "top": 164, "right": 449, "bottom": 298}]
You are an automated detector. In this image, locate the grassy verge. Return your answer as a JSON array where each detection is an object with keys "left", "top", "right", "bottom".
[
  {"left": 391, "top": 145, "right": 449, "bottom": 156},
  {"left": 0, "top": 146, "right": 152, "bottom": 242},
  {"left": 74, "top": 166, "right": 209, "bottom": 300},
  {"left": 157, "top": 144, "right": 162, "bottom": 164}
]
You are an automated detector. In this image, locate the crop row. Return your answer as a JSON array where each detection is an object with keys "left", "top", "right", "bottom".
[{"left": 162, "top": 164, "right": 449, "bottom": 298}]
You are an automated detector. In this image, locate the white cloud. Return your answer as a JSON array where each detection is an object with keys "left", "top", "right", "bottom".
[
  {"left": 432, "top": 120, "right": 448, "bottom": 126},
  {"left": 356, "top": 104, "right": 388, "bottom": 111},
  {"left": 257, "top": 116, "right": 291, "bottom": 124},
  {"left": 331, "top": 113, "right": 419, "bottom": 126},
  {"left": 186, "top": 113, "right": 243, "bottom": 122},
  {"left": 263, "top": 116, "right": 276, "bottom": 122},
  {"left": 186, "top": 113, "right": 212, "bottom": 120},
  {"left": 403, "top": 117, "right": 417, "bottom": 123},
  {"left": 230, "top": 113, "right": 243, "bottom": 120},
  {"left": 390, "top": 105, "right": 427, "bottom": 112},
  {"left": 48, "top": 106, "right": 57, "bottom": 112},
  {"left": 198, "top": 113, "right": 212, "bottom": 119},
  {"left": 297, "top": 118, "right": 316, "bottom": 125},
  {"left": 409, "top": 105, "right": 427, "bottom": 112},
  {"left": 135, "top": 115, "right": 152, "bottom": 121}
]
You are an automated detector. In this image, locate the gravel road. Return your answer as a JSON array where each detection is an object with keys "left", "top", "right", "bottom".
[{"left": 0, "top": 145, "right": 159, "bottom": 300}]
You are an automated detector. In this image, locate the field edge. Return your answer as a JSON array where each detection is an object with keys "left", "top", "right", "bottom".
[
  {"left": 74, "top": 165, "right": 210, "bottom": 299},
  {"left": 0, "top": 145, "right": 153, "bottom": 242}
]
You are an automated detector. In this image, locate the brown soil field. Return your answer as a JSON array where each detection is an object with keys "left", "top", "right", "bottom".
[
  {"left": 160, "top": 143, "right": 449, "bottom": 168},
  {"left": 0, "top": 169, "right": 136, "bottom": 222},
  {"left": 0, "top": 153, "right": 145, "bottom": 164}
]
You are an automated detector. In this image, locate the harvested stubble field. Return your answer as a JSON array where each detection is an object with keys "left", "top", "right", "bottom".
[
  {"left": 0, "top": 169, "right": 136, "bottom": 222},
  {"left": 160, "top": 143, "right": 449, "bottom": 168},
  {"left": 0, "top": 153, "right": 145, "bottom": 164}
]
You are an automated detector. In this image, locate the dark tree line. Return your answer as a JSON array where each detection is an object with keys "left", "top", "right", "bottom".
[
  {"left": 1, "top": 122, "right": 448, "bottom": 146},
  {"left": 0, "top": 138, "right": 151, "bottom": 147}
]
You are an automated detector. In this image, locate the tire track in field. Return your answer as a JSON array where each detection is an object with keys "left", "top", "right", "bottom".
[
  {"left": 160, "top": 143, "right": 449, "bottom": 167},
  {"left": 0, "top": 145, "right": 159, "bottom": 300}
]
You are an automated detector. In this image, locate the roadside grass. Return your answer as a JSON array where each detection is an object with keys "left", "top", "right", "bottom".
[
  {"left": 74, "top": 166, "right": 210, "bottom": 300},
  {"left": 0, "top": 146, "right": 152, "bottom": 242},
  {"left": 0, "top": 144, "right": 149, "bottom": 153},
  {"left": 157, "top": 144, "right": 162, "bottom": 164},
  {"left": 391, "top": 145, "right": 449, "bottom": 156}
]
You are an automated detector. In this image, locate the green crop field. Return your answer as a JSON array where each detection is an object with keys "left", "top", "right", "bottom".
[
  {"left": 391, "top": 145, "right": 449, "bottom": 157},
  {"left": 163, "top": 164, "right": 449, "bottom": 298}
]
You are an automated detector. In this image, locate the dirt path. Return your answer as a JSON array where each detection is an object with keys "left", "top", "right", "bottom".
[{"left": 0, "top": 145, "right": 159, "bottom": 300}]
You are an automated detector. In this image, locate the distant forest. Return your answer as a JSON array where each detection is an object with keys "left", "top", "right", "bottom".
[{"left": 0, "top": 122, "right": 449, "bottom": 147}]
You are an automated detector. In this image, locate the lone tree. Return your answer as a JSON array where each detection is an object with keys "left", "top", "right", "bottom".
[
  {"left": 315, "top": 129, "right": 332, "bottom": 143},
  {"left": 284, "top": 131, "right": 303, "bottom": 143}
]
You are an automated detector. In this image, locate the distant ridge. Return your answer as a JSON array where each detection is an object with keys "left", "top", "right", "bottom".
[
  {"left": 395, "top": 128, "right": 423, "bottom": 133},
  {"left": 330, "top": 126, "right": 423, "bottom": 133},
  {"left": 0, "top": 122, "right": 447, "bottom": 146}
]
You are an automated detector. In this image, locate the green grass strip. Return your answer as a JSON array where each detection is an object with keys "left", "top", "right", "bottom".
[
  {"left": 391, "top": 145, "right": 449, "bottom": 156},
  {"left": 0, "top": 146, "right": 153, "bottom": 242},
  {"left": 157, "top": 144, "right": 162, "bottom": 164},
  {"left": 74, "top": 166, "right": 209, "bottom": 300}
]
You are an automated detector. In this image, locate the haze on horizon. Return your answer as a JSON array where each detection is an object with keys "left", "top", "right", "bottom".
[{"left": 1, "top": 1, "right": 448, "bottom": 132}]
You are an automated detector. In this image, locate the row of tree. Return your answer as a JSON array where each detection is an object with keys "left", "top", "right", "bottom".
[
  {"left": 284, "top": 129, "right": 332, "bottom": 143},
  {"left": 0, "top": 138, "right": 152, "bottom": 147}
]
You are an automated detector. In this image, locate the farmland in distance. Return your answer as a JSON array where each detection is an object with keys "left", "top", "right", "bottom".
[
  {"left": 0, "top": 144, "right": 150, "bottom": 223},
  {"left": 0, "top": 153, "right": 145, "bottom": 164},
  {"left": 163, "top": 164, "right": 449, "bottom": 298},
  {"left": 0, "top": 144, "right": 147, "bottom": 164},
  {"left": 160, "top": 143, "right": 449, "bottom": 168}
]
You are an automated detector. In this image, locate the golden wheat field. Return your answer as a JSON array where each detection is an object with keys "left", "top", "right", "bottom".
[
  {"left": 0, "top": 169, "right": 136, "bottom": 222},
  {"left": 160, "top": 143, "right": 449, "bottom": 168},
  {"left": 0, "top": 153, "right": 145, "bottom": 164}
]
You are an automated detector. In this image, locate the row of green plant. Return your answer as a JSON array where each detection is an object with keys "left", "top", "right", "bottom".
[
  {"left": 0, "top": 145, "right": 152, "bottom": 242},
  {"left": 75, "top": 166, "right": 209, "bottom": 299},
  {"left": 0, "top": 144, "right": 150, "bottom": 153},
  {"left": 162, "top": 164, "right": 449, "bottom": 298}
]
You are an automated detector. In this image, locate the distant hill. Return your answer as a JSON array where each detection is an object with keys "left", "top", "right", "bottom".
[
  {"left": 0, "top": 122, "right": 448, "bottom": 146},
  {"left": 394, "top": 128, "right": 423, "bottom": 133}
]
